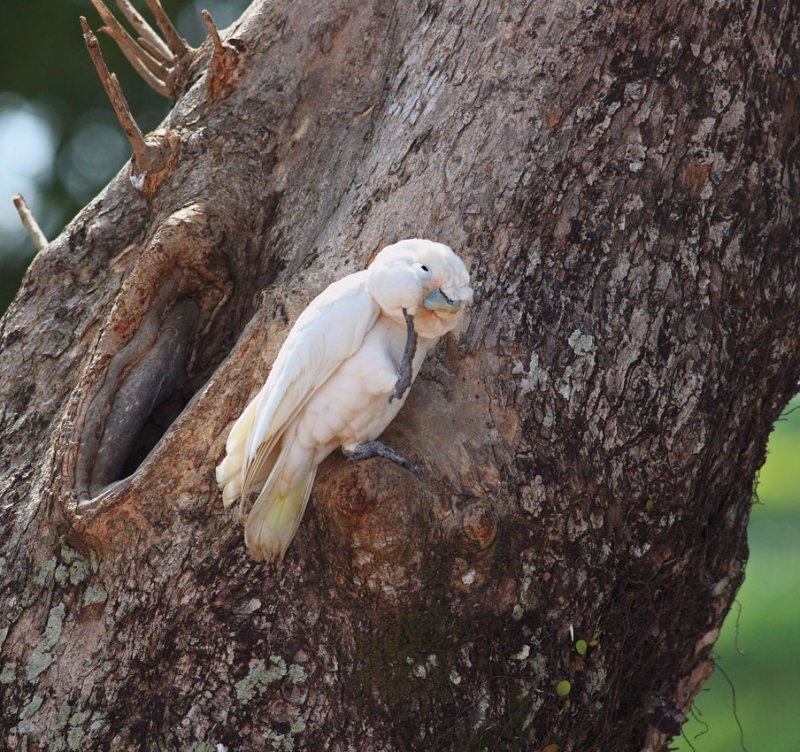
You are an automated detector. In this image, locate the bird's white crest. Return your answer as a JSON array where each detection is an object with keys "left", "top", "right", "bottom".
[{"left": 216, "top": 239, "right": 473, "bottom": 562}]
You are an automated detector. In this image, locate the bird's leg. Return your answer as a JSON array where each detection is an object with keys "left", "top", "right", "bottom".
[
  {"left": 343, "top": 441, "right": 422, "bottom": 478},
  {"left": 389, "top": 308, "right": 417, "bottom": 403}
]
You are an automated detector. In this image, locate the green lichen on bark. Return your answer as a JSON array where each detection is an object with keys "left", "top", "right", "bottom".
[
  {"left": 54, "top": 702, "right": 72, "bottom": 731},
  {"left": 259, "top": 715, "right": 307, "bottom": 751},
  {"left": 567, "top": 329, "right": 594, "bottom": 356},
  {"left": 287, "top": 663, "right": 307, "bottom": 684},
  {"left": 186, "top": 743, "right": 217, "bottom": 752},
  {"left": 43, "top": 603, "right": 65, "bottom": 645},
  {"left": 83, "top": 585, "right": 107, "bottom": 605},
  {"left": 25, "top": 603, "right": 65, "bottom": 682},
  {"left": 45, "top": 705, "right": 98, "bottom": 751},
  {"left": 54, "top": 564, "right": 69, "bottom": 586},
  {"left": 66, "top": 724, "right": 86, "bottom": 751},
  {"left": 68, "top": 559, "right": 87, "bottom": 585},
  {"left": 19, "top": 694, "right": 44, "bottom": 719},
  {"left": 33, "top": 557, "right": 56, "bottom": 586},
  {"left": 234, "top": 655, "right": 288, "bottom": 704},
  {"left": 16, "top": 694, "right": 44, "bottom": 734}
]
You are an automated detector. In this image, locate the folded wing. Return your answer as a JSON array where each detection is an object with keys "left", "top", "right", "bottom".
[{"left": 215, "top": 271, "right": 379, "bottom": 508}]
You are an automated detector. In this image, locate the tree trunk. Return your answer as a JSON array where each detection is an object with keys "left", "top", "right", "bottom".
[{"left": 1, "top": 0, "right": 798, "bottom": 749}]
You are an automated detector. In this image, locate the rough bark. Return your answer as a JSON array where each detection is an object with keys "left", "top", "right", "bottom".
[{"left": 1, "top": 0, "right": 798, "bottom": 750}]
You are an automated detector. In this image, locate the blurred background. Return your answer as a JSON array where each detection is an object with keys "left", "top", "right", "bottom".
[
  {"left": 0, "top": 0, "right": 248, "bottom": 306},
  {"left": 1, "top": 3, "right": 797, "bottom": 750},
  {"left": 674, "top": 398, "right": 800, "bottom": 752}
]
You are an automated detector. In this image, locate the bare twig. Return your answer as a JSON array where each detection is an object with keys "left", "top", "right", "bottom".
[
  {"left": 136, "top": 33, "right": 171, "bottom": 62},
  {"left": 12, "top": 194, "right": 48, "bottom": 251},
  {"left": 143, "top": 0, "right": 190, "bottom": 58},
  {"left": 80, "top": 16, "right": 151, "bottom": 169},
  {"left": 87, "top": 1, "right": 203, "bottom": 101},
  {"left": 115, "top": 0, "right": 174, "bottom": 62},
  {"left": 201, "top": 9, "right": 223, "bottom": 54},
  {"left": 90, "top": 0, "right": 171, "bottom": 97},
  {"left": 201, "top": 9, "right": 245, "bottom": 102},
  {"left": 92, "top": 0, "right": 163, "bottom": 75}
]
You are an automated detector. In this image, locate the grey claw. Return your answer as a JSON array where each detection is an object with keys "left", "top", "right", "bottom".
[
  {"left": 343, "top": 441, "right": 422, "bottom": 477},
  {"left": 390, "top": 308, "right": 417, "bottom": 404}
]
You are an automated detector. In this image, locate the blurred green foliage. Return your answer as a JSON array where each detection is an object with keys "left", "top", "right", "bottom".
[
  {"left": 676, "top": 396, "right": 800, "bottom": 752},
  {"left": 0, "top": 0, "right": 247, "bottom": 313}
]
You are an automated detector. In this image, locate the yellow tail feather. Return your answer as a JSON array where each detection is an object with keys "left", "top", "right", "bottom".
[{"left": 243, "top": 466, "right": 317, "bottom": 563}]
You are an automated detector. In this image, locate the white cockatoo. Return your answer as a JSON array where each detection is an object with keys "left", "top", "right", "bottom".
[{"left": 216, "top": 239, "right": 473, "bottom": 562}]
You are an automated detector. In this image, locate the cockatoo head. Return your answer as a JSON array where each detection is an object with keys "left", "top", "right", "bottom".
[{"left": 367, "top": 239, "right": 473, "bottom": 338}]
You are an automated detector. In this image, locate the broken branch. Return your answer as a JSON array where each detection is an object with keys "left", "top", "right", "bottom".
[
  {"left": 81, "top": 17, "right": 152, "bottom": 169},
  {"left": 80, "top": 15, "right": 172, "bottom": 181},
  {"left": 114, "top": 0, "right": 174, "bottom": 63},
  {"left": 12, "top": 194, "right": 48, "bottom": 251},
  {"left": 201, "top": 9, "right": 245, "bottom": 103},
  {"left": 136, "top": 33, "right": 171, "bottom": 63},
  {"left": 201, "top": 9, "right": 223, "bottom": 54},
  {"left": 143, "top": 0, "right": 190, "bottom": 58},
  {"left": 91, "top": 0, "right": 171, "bottom": 97}
]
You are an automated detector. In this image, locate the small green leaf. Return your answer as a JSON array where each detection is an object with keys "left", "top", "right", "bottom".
[
  {"left": 556, "top": 679, "right": 571, "bottom": 697},
  {"left": 575, "top": 639, "right": 587, "bottom": 655},
  {"left": 645, "top": 499, "right": 655, "bottom": 512}
]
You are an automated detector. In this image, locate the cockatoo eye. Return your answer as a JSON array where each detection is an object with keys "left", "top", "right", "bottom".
[{"left": 417, "top": 264, "right": 431, "bottom": 275}]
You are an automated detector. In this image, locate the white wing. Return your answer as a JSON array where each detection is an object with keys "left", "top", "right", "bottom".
[{"left": 217, "top": 270, "right": 379, "bottom": 504}]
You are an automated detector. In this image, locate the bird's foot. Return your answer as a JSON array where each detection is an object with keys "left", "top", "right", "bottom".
[
  {"left": 343, "top": 441, "right": 422, "bottom": 478},
  {"left": 389, "top": 308, "right": 417, "bottom": 403}
]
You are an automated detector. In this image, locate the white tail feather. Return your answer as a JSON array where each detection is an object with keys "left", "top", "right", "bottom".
[{"left": 216, "top": 398, "right": 259, "bottom": 505}]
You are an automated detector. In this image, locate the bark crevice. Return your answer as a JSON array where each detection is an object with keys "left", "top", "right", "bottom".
[{"left": 80, "top": 296, "right": 199, "bottom": 499}]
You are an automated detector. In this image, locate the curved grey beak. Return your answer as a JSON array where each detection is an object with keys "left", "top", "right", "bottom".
[{"left": 423, "top": 288, "right": 461, "bottom": 312}]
